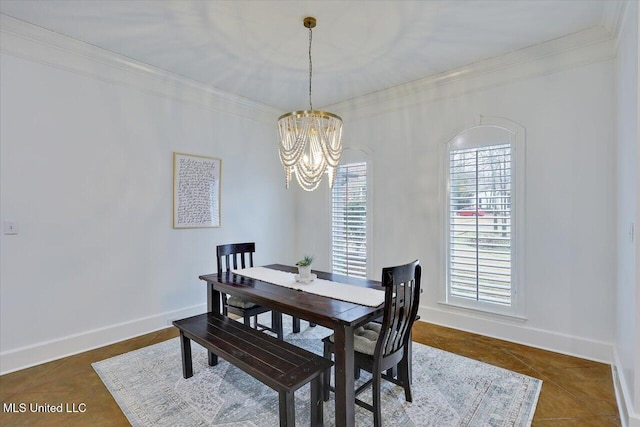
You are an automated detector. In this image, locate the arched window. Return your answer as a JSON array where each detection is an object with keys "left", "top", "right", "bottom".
[{"left": 445, "top": 118, "right": 525, "bottom": 317}]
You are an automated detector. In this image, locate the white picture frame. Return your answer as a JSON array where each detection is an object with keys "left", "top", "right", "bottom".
[{"left": 173, "top": 152, "right": 221, "bottom": 228}]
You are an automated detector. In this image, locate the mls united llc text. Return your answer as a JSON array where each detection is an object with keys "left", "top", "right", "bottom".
[{"left": 3, "top": 402, "right": 87, "bottom": 413}]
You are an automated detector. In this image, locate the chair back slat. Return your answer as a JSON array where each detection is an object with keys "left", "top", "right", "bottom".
[
  {"left": 376, "top": 260, "right": 421, "bottom": 359},
  {"left": 216, "top": 242, "right": 256, "bottom": 275}
]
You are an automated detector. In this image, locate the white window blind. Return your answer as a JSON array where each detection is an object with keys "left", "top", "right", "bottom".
[
  {"left": 449, "top": 144, "right": 512, "bottom": 305},
  {"left": 332, "top": 162, "right": 367, "bottom": 278}
]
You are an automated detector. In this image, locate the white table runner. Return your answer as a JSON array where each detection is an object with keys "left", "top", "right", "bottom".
[{"left": 231, "top": 266, "right": 385, "bottom": 307}]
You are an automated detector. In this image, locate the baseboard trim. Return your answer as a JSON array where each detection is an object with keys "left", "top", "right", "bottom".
[
  {"left": 0, "top": 304, "right": 207, "bottom": 375},
  {"left": 0, "top": 303, "right": 619, "bottom": 379},
  {"left": 418, "top": 305, "right": 613, "bottom": 364},
  {"left": 612, "top": 347, "right": 640, "bottom": 427}
]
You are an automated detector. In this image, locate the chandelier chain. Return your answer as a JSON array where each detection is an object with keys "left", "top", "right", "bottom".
[{"left": 308, "top": 26, "right": 313, "bottom": 111}]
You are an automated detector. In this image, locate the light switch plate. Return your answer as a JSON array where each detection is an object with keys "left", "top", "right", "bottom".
[{"left": 3, "top": 220, "right": 18, "bottom": 235}]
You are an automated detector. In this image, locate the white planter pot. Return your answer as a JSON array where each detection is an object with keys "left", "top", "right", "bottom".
[{"left": 298, "top": 265, "right": 312, "bottom": 279}]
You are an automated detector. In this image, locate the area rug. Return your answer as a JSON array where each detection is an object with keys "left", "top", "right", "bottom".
[{"left": 93, "top": 318, "right": 541, "bottom": 427}]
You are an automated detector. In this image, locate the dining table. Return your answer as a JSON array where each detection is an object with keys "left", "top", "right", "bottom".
[{"left": 199, "top": 263, "right": 386, "bottom": 427}]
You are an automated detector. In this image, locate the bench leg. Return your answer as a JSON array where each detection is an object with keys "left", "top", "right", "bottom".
[
  {"left": 278, "top": 390, "right": 295, "bottom": 427},
  {"left": 208, "top": 351, "right": 218, "bottom": 367},
  {"left": 310, "top": 376, "right": 324, "bottom": 427},
  {"left": 292, "top": 316, "right": 301, "bottom": 333},
  {"left": 179, "top": 331, "right": 193, "bottom": 379}
]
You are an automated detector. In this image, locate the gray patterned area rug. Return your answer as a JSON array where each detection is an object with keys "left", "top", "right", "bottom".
[{"left": 93, "top": 318, "right": 541, "bottom": 427}]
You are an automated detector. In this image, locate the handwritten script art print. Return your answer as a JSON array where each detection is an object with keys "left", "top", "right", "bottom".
[{"left": 173, "top": 153, "right": 221, "bottom": 228}]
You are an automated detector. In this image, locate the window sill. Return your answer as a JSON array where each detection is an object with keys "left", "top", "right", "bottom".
[{"left": 437, "top": 300, "right": 527, "bottom": 323}]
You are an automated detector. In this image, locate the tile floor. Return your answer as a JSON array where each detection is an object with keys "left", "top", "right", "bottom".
[
  {"left": 0, "top": 321, "right": 620, "bottom": 426},
  {"left": 412, "top": 323, "right": 621, "bottom": 426}
]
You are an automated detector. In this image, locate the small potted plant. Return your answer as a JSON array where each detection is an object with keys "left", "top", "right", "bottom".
[{"left": 295, "top": 255, "right": 314, "bottom": 279}]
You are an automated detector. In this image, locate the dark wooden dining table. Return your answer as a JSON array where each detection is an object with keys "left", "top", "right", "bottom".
[{"left": 199, "top": 263, "right": 385, "bottom": 427}]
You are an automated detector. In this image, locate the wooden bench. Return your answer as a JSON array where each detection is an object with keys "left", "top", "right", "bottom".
[{"left": 173, "top": 312, "right": 333, "bottom": 427}]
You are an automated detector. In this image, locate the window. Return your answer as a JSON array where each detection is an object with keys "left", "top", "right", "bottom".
[
  {"left": 332, "top": 162, "right": 367, "bottom": 278},
  {"left": 445, "top": 119, "right": 525, "bottom": 317}
]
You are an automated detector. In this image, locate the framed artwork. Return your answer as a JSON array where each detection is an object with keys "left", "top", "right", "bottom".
[{"left": 173, "top": 152, "right": 221, "bottom": 228}]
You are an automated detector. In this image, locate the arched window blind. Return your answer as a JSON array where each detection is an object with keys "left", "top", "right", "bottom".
[
  {"left": 449, "top": 144, "right": 512, "bottom": 304},
  {"left": 332, "top": 162, "right": 367, "bottom": 278}
]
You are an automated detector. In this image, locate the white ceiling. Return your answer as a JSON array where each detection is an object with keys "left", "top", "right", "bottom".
[{"left": 0, "top": 1, "right": 617, "bottom": 111}]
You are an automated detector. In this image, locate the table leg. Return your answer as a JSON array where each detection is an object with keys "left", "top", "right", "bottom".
[
  {"left": 333, "top": 325, "right": 355, "bottom": 427},
  {"left": 208, "top": 282, "right": 222, "bottom": 314},
  {"left": 272, "top": 311, "right": 283, "bottom": 340},
  {"left": 207, "top": 283, "right": 220, "bottom": 366}
]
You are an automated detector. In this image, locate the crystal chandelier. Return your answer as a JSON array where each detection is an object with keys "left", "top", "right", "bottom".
[{"left": 278, "top": 17, "right": 343, "bottom": 191}]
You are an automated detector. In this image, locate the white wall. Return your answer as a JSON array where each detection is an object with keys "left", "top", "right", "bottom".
[
  {"left": 296, "top": 30, "right": 617, "bottom": 363},
  {"left": 614, "top": 1, "right": 639, "bottom": 425},
  {"left": 0, "top": 12, "right": 627, "bottom": 382},
  {"left": 0, "top": 20, "right": 295, "bottom": 374}
]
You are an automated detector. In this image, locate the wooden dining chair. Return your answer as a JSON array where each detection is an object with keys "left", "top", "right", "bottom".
[
  {"left": 217, "top": 242, "right": 284, "bottom": 339},
  {"left": 322, "top": 259, "right": 421, "bottom": 427}
]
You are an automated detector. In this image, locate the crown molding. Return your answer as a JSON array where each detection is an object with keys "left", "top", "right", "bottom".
[
  {"left": 602, "top": 0, "right": 630, "bottom": 51},
  {"left": 0, "top": 14, "right": 281, "bottom": 123},
  {"left": 0, "top": 14, "right": 617, "bottom": 125},
  {"left": 328, "top": 26, "right": 615, "bottom": 120}
]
